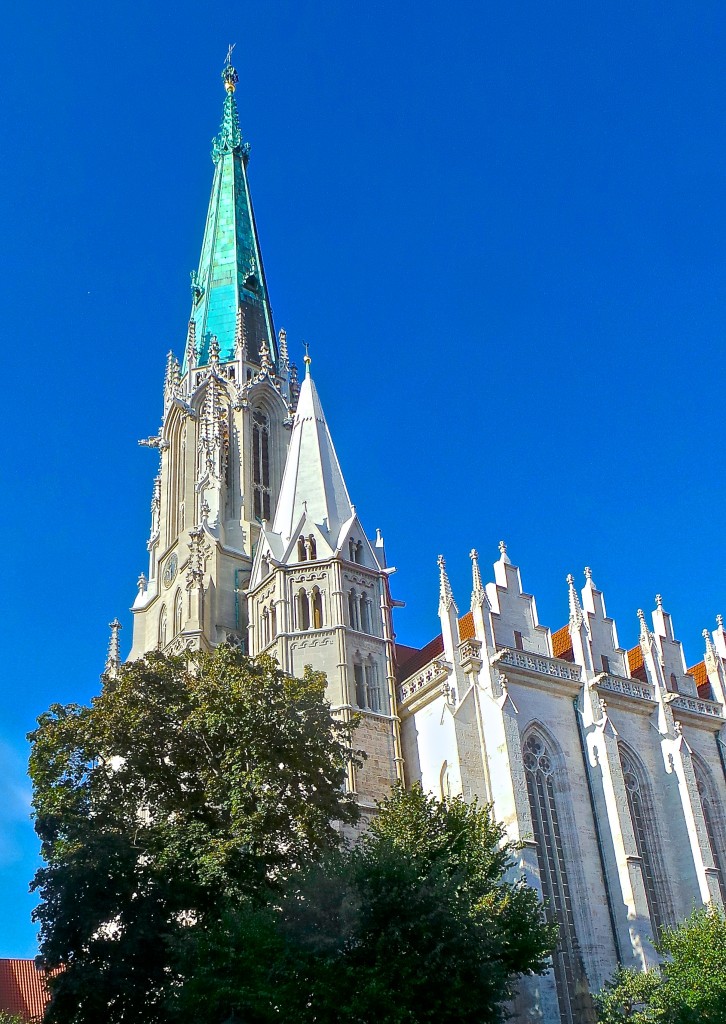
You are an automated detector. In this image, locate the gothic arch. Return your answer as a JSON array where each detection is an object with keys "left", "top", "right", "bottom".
[
  {"left": 158, "top": 604, "right": 168, "bottom": 650},
  {"left": 617, "top": 741, "right": 674, "bottom": 936},
  {"left": 165, "top": 405, "right": 188, "bottom": 543},
  {"left": 691, "top": 751, "right": 726, "bottom": 904},
  {"left": 173, "top": 588, "right": 184, "bottom": 637},
  {"left": 521, "top": 722, "right": 596, "bottom": 1024}
]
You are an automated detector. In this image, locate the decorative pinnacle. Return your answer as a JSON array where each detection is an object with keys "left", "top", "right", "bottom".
[
  {"left": 655, "top": 594, "right": 663, "bottom": 609},
  {"left": 259, "top": 336, "right": 272, "bottom": 372},
  {"left": 235, "top": 306, "right": 246, "bottom": 356},
  {"left": 470, "top": 549, "right": 485, "bottom": 607},
  {"left": 278, "top": 328, "right": 289, "bottom": 369},
  {"left": 137, "top": 572, "right": 147, "bottom": 593},
  {"left": 105, "top": 618, "right": 122, "bottom": 677},
  {"left": 437, "top": 555, "right": 454, "bottom": 610},
  {"left": 567, "top": 574, "right": 584, "bottom": 629},
  {"left": 717, "top": 614, "right": 724, "bottom": 629},
  {"left": 584, "top": 566, "right": 593, "bottom": 581},
  {"left": 303, "top": 342, "right": 311, "bottom": 376},
  {"left": 637, "top": 608, "right": 651, "bottom": 643}
]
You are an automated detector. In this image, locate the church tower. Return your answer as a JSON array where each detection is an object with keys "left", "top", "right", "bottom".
[
  {"left": 127, "top": 57, "right": 402, "bottom": 810},
  {"left": 130, "top": 57, "right": 296, "bottom": 658}
]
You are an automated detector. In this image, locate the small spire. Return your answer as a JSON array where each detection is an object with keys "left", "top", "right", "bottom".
[
  {"left": 703, "top": 628, "right": 718, "bottom": 661},
  {"left": 717, "top": 614, "right": 724, "bottom": 629},
  {"left": 470, "top": 549, "right": 485, "bottom": 606},
  {"left": 498, "top": 539, "right": 510, "bottom": 563},
  {"left": 186, "top": 319, "right": 197, "bottom": 369},
  {"left": 437, "top": 555, "right": 454, "bottom": 610},
  {"left": 655, "top": 593, "right": 663, "bottom": 609},
  {"left": 235, "top": 306, "right": 246, "bottom": 357},
  {"left": 209, "top": 335, "right": 221, "bottom": 367},
  {"left": 303, "top": 342, "right": 311, "bottom": 377},
  {"left": 259, "top": 336, "right": 272, "bottom": 372},
  {"left": 278, "top": 328, "right": 289, "bottom": 369},
  {"left": 567, "top": 573, "right": 584, "bottom": 629},
  {"left": 637, "top": 608, "right": 651, "bottom": 643},
  {"left": 213, "top": 55, "right": 243, "bottom": 161},
  {"left": 584, "top": 566, "right": 593, "bottom": 582},
  {"left": 105, "top": 618, "right": 122, "bottom": 677},
  {"left": 137, "top": 572, "right": 147, "bottom": 593}
]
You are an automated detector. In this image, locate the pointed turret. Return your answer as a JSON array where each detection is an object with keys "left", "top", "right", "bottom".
[
  {"left": 271, "top": 355, "right": 354, "bottom": 546},
  {"left": 185, "top": 55, "right": 276, "bottom": 369}
]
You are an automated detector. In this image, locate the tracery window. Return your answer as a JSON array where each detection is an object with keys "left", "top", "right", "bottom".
[
  {"left": 523, "top": 731, "right": 592, "bottom": 1024},
  {"left": 693, "top": 759, "right": 726, "bottom": 905},
  {"left": 252, "top": 409, "right": 271, "bottom": 522},
  {"left": 158, "top": 605, "right": 168, "bottom": 650},
  {"left": 174, "top": 589, "right": 184, "bottom": 636},
  {"left": 619, "top": 747, "right": 666, "bottom": 939}
]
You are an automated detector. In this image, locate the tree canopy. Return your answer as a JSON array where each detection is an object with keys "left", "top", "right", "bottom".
[
  {"left": 595, "top": 905, "right": 726, "bottom": 1024},
  {"left": 29, "top": 647, "right": 359, "bottom": 1023}
]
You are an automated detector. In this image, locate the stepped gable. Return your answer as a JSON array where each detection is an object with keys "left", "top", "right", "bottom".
[{"left": 0, "top": 959, "right": 51, "bottom": 1022}]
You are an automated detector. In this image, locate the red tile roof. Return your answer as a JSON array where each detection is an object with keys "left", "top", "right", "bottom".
[
  {"left": 687, "top": 660, "right": 712, "bottom": 700},
  {"left": 551, "top": 625, "right": 573, "bottom": 661},
  {"left": 0, "top": 960, "right": 50, "bottom": 1022},
  {"left": 627, "top": 644, "right": 648, "bottom": 682},
  {"left": 397, "top": 611, "right": 475, "bottom": 681}
]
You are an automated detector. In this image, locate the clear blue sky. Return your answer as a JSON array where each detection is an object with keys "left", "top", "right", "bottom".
[{"left": 2, "top": 0, "right": 726, "bottom": 956}]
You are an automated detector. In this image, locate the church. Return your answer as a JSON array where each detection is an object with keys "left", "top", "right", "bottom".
[{"left": 116, "top": 58, "right": 726, "bottom": 1024}]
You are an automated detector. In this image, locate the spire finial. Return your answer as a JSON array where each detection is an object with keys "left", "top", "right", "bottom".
[
  {"left": 437, "top": 554, "right": 454, "bottom": 610},
  {"left": 567, "top": 573, "right": 584, "bottom": 629},
  {"left": 497, "top": 539, "right": 511, "bottom": 564},
  {"left": 584, "top": 566, "right": 593, "bottom": 581},
  {"left": 717, "top": 614, "right": 724, "bottom": 629},
  {"left": 655, "top": 593, "right": 663, "bottom": 609},
  {"left": 222, "top": 45, "right": 238, "bottom": 93},
  {"left": 637, "top": 608, "right": 651, "bottom": 644},
  {"left": 303, "top": 341, "right": 311, "bottom": 375},
  {"left": 105, "top": 618, "right": 122, "bottom": 677},
  {"left": 470, "top": 549, "right": 485, "bottom": 607}
]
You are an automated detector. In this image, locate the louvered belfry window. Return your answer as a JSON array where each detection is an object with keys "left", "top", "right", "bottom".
[{"left": 252, "top": 409, "right": 271, "bottom": 522}]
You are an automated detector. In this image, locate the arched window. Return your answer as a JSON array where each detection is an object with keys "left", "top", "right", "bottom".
[
  {"left": 311, "top": 587, "right": 323, "bottom": 629},
  {"left": 353, "top": 660, "right": 365, "bottom": 708},
  {"left": 297, "top": 536, "right": 307, "bottom": 561},
  {"left": 349, "top": 538, "right": 356, "bottom": 561},
  {"left": 269, "top": 602, "right": 277, "bottom": 640},
  {"left": 440, "top": 761, "right": 451, "bottom": 801},
  {"left": 174, "top": 589, "right": 184, "bottom": 636},
  {"left": 261, "top": 606, "right": 269, "bottom": 648},
  {"left": 361, "top": 594, "right": 373, "bottom": 634},
  {"left": 355, "top": 541, "right": 363, "bottom": 564},
  {"left": 693, "top": 757, "right": 726, "bottom": 905},
  {"left": 158, "top": 605, "right": 168, "bottom": 650},
  {"left": 252, "top": 408, "right": 271, "bottom": 522},
  {"left": 669, "top": 673, "right": 678, "bottom": 692},
  {"left": 523, "top": 730, "right": 592, "bottom": 1024},
  {"left": 365, "top": 658, "right": 381, "bottom": 712},
  {"left": 306, "top": 535, "right": 317, "bottom": 560},
  {"left": 348, "top": 589, "right": 361, "bottom": 631},
  {"left": 297, "top": 588, "right": 310, "bottom": 631},
  {"left": 619, "top": 747, "right": 666, "bottom": 940}
]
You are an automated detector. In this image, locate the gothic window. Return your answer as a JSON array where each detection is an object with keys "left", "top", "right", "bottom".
[
  {"left": 349, "top": 539, "right": 356, "bottom": 561},
  {"left": 523, "top": 730, "right": 592, "bottom": 1024},
  {"left": 514, "top": 630, "right": 524, "bottom": 651},
  {"left": 440, "top": 761, "right": 451, "bottom": 801},
  {"left": 306, "top": 535, "right": 317, "bottom": 560},
  {"left": 158, "top": 605, "right": 168, "bottom": 650},
  {"left": 353, "top": 661, "right": 365, "bottom": 708},
  {"left": 348, "top": 589, "right": 361, "bottom": 631},
  {"left": 298, "top": 536, "right": 307, "bottom": 561},
  {"left": 693, "top": 758, "right": 726, "bottom": 905},
  {"left": 269, "top": 602, "right": 277, "bottom": 640},
  {"left": 619, "top": 747, "right": 666, "bottom": 939},
  {"left": 601, "top": 655, "right": 610, "bottom": 673},
  {"left": 261, "top": 606, "right": 269, "bottom": 648},
  {"left": 252, "top": 408, "right": 271, "bottom": 522},
  {"left": 355, "top": 541, "right": 363, "bottom": 564},
  {"left": 311, "top": 587, "right": 323, "bottom": 629},
  {"left": 296, "top": 588, "right": 310, "bottom": 631},
  {"left": 174, "top": 589, "right": 184, "bottom": 636},
  {"left": 361, "top": 594, "right": 373, "bottom": 635},
  {"left": 365, "top": 659, "right": 381, "bottom": 712},
  {"left": 669, "top": 673, "right": 678, "bottom": 692}
]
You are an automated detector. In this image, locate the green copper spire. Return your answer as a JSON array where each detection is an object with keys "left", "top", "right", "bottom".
[{"left": 185, "top": 54, "right": 276, "bottom": 370}]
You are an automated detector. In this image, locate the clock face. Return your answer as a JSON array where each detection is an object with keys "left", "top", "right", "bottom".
[{"left": 163, "top": 553, "right": 178, "bottom": 589}]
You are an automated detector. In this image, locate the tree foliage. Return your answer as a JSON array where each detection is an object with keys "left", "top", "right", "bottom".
[
  {"left": 29, "top": 647, "right": 359, "bottom": 1024},
  {"left": 595, "top": 906, "right": 726, "bottom": 1024},
  {"left": 174, "top": 785, "right": 556, "bottom": 1024}
]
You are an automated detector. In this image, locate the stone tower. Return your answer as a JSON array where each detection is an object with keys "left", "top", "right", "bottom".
[{"left": 127, "top": 58, "right": 402, "bottom": 810}]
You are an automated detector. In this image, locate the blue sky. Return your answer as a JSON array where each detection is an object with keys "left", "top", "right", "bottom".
[{"left": 2, "top": 0, "right": 726, "bottom": 956}]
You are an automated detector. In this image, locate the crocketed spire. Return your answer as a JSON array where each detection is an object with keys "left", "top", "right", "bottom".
[{"left": 438, "top": 555, "right": 455, "bottom": 611}]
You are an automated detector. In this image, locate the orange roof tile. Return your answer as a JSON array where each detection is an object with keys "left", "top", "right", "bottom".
[
  {"left": 0, "top": 960, "right": 50, "bottom": 1022},
  {"left": 627, "top": 644, "right": 648, "bottom": 682},
  {"left": 687, "top": 661, "right": 712, "bottom": 700},
  {"left": 552, "top": 625, "right": 573, "bottom": 660},
  {"left": 398, "top": 611, "right": 475, "bottom": 681}
]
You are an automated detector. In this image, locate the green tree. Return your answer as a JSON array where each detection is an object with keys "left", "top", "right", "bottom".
[
  {"left": 0, "top": 1013, "right": 27, "bottom": 1024},
  {"left": 174, "top": 785, "right": 556, "bottom": 1024},
  {"left": 595, "top": 906, "right": 726, "bottom": 1024},
  {"left": 29, "top": 647, "right": 359, "bottom": 1024}
]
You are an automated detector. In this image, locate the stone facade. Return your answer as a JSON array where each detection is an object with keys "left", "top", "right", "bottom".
[{"left": 116, "top": 63, "right": 726, "bottom": 1024}]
